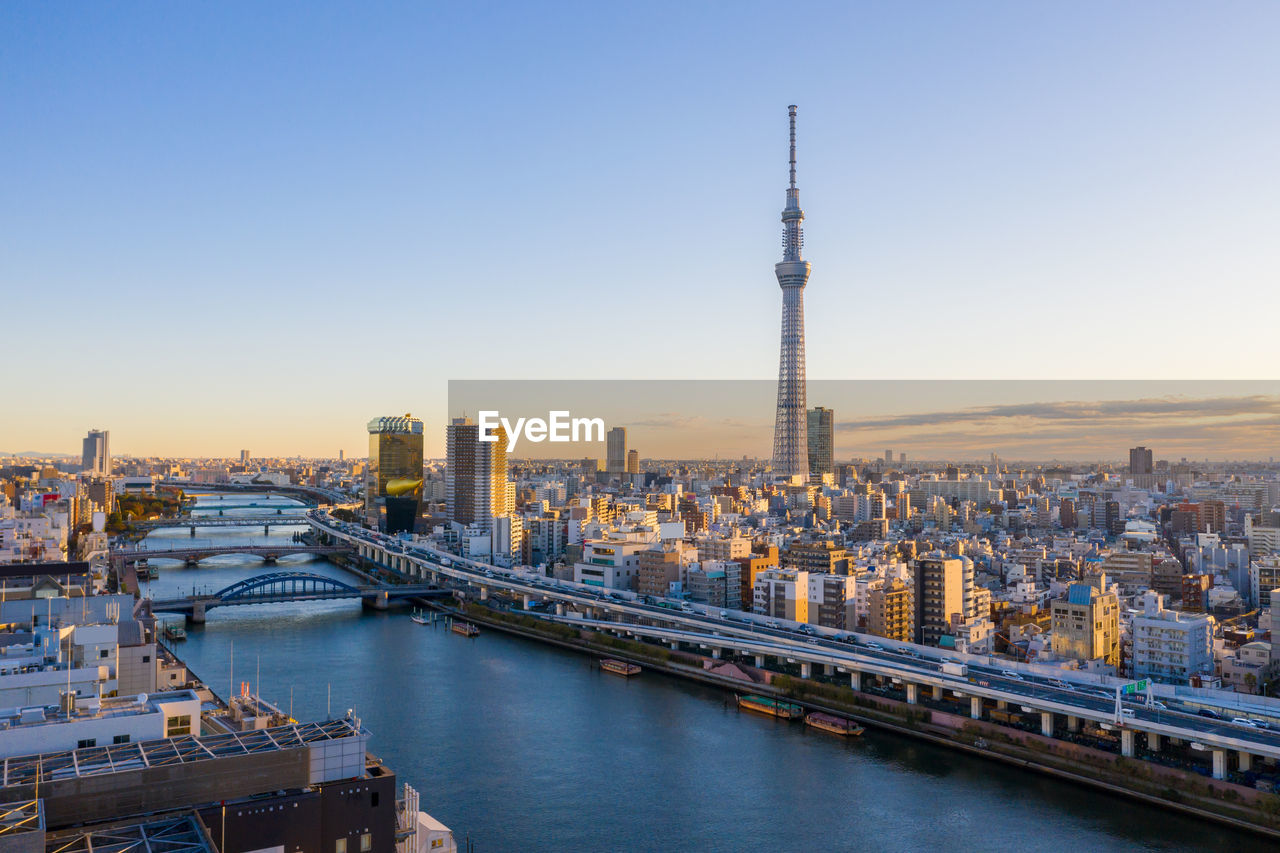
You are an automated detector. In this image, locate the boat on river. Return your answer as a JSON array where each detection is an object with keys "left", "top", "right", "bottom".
[
  {"left": 804, "top": 712, "right": 863, "bottom": 736},
  {"left": 736, "top": 694, "right": 803, "bottom": 720},
  {"left": 600, "top": 659, "right": 641, "bottom": 677},
  {"left": 451, "top": 621, "right": 480, "bottom": 638}
]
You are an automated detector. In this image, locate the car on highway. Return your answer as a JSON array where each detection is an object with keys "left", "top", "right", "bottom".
[
  {"left": 765, "top": 620, "right": 780, "bottom": 629},
  {"left": 1000, "top": 670, "right": 1023, "bottom": 681},
  {"left": 1048, "top": 679, "right": 1070, "bottom": 689},
  {"left": 1232, "top": 717, "right": 1259, "bottom": 728},
  {"left": 864, "top": 642, "right": 883, "bottom": 651},
  {"left": 1198, "top": 708, "right": 1223, "bottom": 720},
  {"left": 1121, "top": 708, "right": 1135, "bottom": 718}
]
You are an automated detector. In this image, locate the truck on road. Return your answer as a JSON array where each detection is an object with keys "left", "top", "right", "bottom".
[{"left": 941, "top": 662, "right": 968, "bottom": 677}]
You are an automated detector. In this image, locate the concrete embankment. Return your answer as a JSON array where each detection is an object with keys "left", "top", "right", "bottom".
[{"left": 438, "top": 601, "right": 1280, "bottom": 840}]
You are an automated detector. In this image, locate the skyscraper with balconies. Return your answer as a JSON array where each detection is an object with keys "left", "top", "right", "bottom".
[{"left": 771, "top": 106, "right": 811, "bottom": 481}]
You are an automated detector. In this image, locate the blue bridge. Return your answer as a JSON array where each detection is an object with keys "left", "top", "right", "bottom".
[{"left": 147, "top": 571, "right": 449, "bottom": 622}]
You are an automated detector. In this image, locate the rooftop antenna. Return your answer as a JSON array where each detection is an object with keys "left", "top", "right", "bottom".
[{"left": 788, "top": 104, "right": 797, "bottom": 190}]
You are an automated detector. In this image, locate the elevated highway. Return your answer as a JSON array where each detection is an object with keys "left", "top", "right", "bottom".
[{"left": 307, "top": 510, "right": 1280, "bottom": 780}]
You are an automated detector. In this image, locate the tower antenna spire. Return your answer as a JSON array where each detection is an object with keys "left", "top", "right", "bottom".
[
  {"left": 772, "top": 104, "right": 812, "bottom": 482},
  {"left": 788, "top": 104, "right": 797, "bottom": 190}
]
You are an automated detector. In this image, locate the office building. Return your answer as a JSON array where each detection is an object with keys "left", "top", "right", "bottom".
[
  {"left": 807, "top": 406, "right": 834, "bottom": 479},
  {"left": 626, "top": 449, "right": 640, "bottom": 475},
  {"left": 81, "top": 429, "right": 110, "bottom": 476},
  {"left": 365, "top": 414, "right": 424, "bottom": 533},
  {"left": 607, "top": 427, "right": 627, "bottom": 475},
  {"left": 239, "top": 449, "right": 251, "bottom": 466},
  {"left": 1129, "top": 446, "right": 1154, "bottom": 476},
  {"left": 770, "top": 106, "right": 811, "bottom": 481}
]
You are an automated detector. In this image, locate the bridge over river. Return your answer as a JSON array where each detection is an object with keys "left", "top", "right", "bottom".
[
  {"left": 114, "top": 544, "right": 351, "bottom": 568},
  {"left": 132, "top": 514, "right": 309, "bottom": 534},
  {"left": 147, "top": 571, "right": 450, "bottom": 622}
]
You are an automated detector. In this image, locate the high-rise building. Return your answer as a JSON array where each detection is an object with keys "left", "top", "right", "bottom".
[
  {"left": 1129, "top": 446, "right": 1154, "bottom": 476},
  {"left": 626, "top": 449, "right": 639, "bottom": 475},
  {"left": 365, "top": 415, "right": 424, "bottom": 533},
  {"left": 806, "top": 406, "right": 834, "bottom": 479},
  {"left": 866, "top": 577, "right": 913, "bottom": 643},
  {"left": 912, "top": 556, "right": 975, "bottom": 646},
  {"left": 240, "top": 449, "right": 251, "bottom": 466},
  {"left": 445, "top": 417, "right": 511, "bottom": 532},
  {"left": 606, "top": 427, "right": 627, "bottom": 475},
  {"left": 81, "top": 430, "right": 110, "bottom": 476},
  {"left": 884, "top": 449, "right": 893, "bottom": 465},
  {"left": 770, "top": 106, "right": 811, "bottom": 481}
]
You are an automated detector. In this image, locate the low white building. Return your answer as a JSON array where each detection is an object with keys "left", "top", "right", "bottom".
[
  {"left": 0, "top": 689, "right": 202, "bottom": 758},
  {"left": 1130, "top": 590, "right": 1215, "bottom": 685}
]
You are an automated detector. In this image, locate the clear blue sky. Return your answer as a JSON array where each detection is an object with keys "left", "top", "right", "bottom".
[{"left": 3, "top": 2, "right": 1278, "bottom": 457}]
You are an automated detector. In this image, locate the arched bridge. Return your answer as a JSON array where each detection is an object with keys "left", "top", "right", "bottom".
[
  {"left": 115, "top": 544, "right": 350, "bottom": 568},
  {"left": 148, "top": 571, "right": 449, "bottom": 622}
]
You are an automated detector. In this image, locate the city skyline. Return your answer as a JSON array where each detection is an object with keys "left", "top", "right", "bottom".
[
  {"left": 8, "top": 381, "right": 1279, "bottom": 462},
  {"left": 5, "top": 3, "right": 1280, "bottom": 457}
]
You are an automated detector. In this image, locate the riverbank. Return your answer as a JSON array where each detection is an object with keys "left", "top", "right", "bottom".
[{"left": 445, "top": 600, "right": 1280, "bottom": 839}]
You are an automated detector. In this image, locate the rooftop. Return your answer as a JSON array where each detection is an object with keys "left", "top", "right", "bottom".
[{"left": 0, "top": 717, "right": 367, "bottom": 788}]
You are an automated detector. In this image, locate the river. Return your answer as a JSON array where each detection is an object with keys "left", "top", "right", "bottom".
[{"left": 138, "top": 494, "right": 1272, "bottom": 852}]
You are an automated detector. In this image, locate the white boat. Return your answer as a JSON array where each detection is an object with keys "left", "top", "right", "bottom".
[{"left": 410, "top": 609, "right": 429, "bottom": 625}]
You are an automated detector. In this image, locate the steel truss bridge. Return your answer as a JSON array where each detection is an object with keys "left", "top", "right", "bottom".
[{"left": 147, "top": 571, "right": 448, "bottom": 621}]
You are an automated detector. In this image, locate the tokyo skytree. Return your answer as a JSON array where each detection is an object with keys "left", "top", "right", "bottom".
[{"left": 771, "top": 105, "right": 811, "bottom": 480}]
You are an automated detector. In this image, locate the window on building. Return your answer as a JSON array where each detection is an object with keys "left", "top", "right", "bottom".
[
  {"left": 142, "top": 655, "right": 151, "bottom": 663},
  {"left": 166, "top": 714, "right": 192, "bottom": 736},
  {"left": 360, "top": 833, "right": 372, "bottom": 852},
  {"left": 114, "top": 734, "right": 130, "bottom": 744},
  {"left": 77, "top": 738, "right": 96, "bottom": 749},
  {"left": 100, "top": 649, "right": 109, "bottom": 658},
  {"left": 336, "top": 840, "right": 347, "bottom": 853}
]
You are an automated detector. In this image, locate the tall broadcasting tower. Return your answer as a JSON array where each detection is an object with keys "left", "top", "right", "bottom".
[{"left": 771, "top": 105, "right": 811, "bottom": 480}]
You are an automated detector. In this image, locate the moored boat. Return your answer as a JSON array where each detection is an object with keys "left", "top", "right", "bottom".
[
  {"left": 804, "top": 712, "right": 863, "bottom": 736},
  {"left": 600, "top": 659, "right": 641, "bottom": 677},
  {"left": 736, "top": 694, "right": 803, "bottom": 720},
  {"left": 163, "top": 624, "right": 187, "bottom": 641},
  {"left": 451, "top": 621, "right": 480, "bottom": 637},
  {"left": 410, "top": 610, "right": 429, "bottom": 625}
]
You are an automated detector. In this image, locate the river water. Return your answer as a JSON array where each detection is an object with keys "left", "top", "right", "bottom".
[{"left": 138, "top": 494, "right": 1272, "bottom": 852}]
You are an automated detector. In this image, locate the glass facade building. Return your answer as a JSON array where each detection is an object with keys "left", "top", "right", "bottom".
[{"left": 366, "top": 415, "right": 424, "bottom": 533}]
